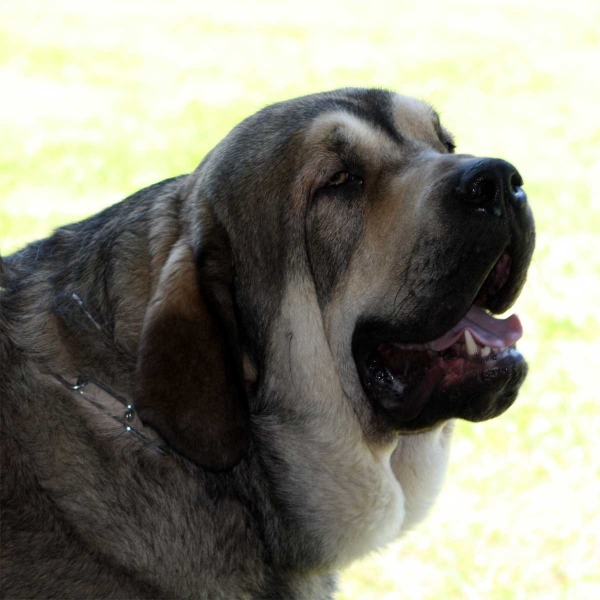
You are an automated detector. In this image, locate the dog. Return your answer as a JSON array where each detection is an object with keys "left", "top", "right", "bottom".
[{"left": 0, "top": 88, "right": 535, "bottom": 599}]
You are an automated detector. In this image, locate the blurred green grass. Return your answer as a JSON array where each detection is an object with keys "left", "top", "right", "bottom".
[{"left": 1, "top": 0, "right": 599, "bottom": 598}]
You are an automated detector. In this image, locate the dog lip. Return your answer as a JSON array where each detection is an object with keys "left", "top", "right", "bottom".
[
  {"left": 355, "top": 340, "right": 526, "bottom": 427},
  {"left": 352, "top": 246, "right": 526, "bottom": 351},
  {"left": 474, "top": 250, "right": 512, "bottom": 307}
]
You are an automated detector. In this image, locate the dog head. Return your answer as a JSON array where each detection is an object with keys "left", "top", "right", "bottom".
[{"left": 134, "top": 88, "right": 535, "bottom": 470}]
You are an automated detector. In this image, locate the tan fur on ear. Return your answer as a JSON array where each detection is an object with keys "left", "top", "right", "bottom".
[{"left": 135, "top": 240, "right": 250, "bottom": 471}]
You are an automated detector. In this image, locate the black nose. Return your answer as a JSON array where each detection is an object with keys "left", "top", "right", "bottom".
[{"left": 454, "top": 158, "right": 526, "bottom": 216}]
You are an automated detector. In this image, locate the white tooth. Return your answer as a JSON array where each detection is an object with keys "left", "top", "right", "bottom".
[
  {"left": 481, "top": 345, "right": 491, "bottom": 357},
  {"left": 464, "top": 330, "right": 478, "bottom": 356}
]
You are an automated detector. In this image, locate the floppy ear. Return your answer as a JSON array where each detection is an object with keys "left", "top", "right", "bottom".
[{"left": 134, "top": 226, "right": 250, "bottom": 471}]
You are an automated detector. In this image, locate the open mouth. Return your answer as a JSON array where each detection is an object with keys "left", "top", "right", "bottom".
[{"left": 354, "top": 251, "right": 529, "bottom": 429}]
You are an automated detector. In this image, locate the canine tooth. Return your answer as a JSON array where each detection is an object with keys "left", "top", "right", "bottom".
[
  {"left": 481, "top": 345, "right": 491, "bottom": 357},
  {"left": 464, "top": 330, "right": 477, "bottom": 356}
]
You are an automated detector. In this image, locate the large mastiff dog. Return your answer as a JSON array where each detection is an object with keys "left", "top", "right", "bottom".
[{"left": 1, "top": 88, "right": 535, "bottom": 598}]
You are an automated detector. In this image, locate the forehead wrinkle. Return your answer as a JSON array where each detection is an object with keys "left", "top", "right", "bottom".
[
  {"left": 305, "top": 111, "right": 398, "bottom": 163},
  {"left": 391, "top": 95, "right": 446, "bottom": 146}
]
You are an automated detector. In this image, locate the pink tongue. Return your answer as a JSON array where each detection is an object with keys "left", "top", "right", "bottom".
[{"left": 427, "top": 306, "right": 523, "bottom": 351}]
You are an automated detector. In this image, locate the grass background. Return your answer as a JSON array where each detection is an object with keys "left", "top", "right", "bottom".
[{"left": 1, "top": 0, "right": 598, "bottom": 597}]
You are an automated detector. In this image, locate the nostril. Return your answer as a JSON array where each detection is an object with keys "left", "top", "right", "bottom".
[
  {"left": 472, "top": 177, "right": 498, "bottom": 203},
  {"left": 510, "top": 171, "right": 524, "bottom": 190},
  {"left": 459, "top": 175, "right": 502, "bottom": 216},
  {"left": 508, "top": 171, "right": 527, "bottom": 208}
]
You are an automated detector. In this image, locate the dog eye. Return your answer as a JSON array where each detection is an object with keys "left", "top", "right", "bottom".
[{"left": 326, "top": 171, "right": 362, "bottom": 187}]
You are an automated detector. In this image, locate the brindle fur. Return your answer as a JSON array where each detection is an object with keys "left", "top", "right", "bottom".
[{"left": 0, "top": 88, "right": 533, "bottom": 599}]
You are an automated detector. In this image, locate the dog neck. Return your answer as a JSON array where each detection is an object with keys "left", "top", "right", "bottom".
[
  {"left": 258, "top": 276, "right": 406, "bottom": 569},
  {"left": 53, "top": 374, "right": 178, "bottom": 459},
  {"left": 50, "top": 288, "right": 183, "bottom": 461},
  {"left": 6, "top": 189, "right": 184, "bottom": 393}
]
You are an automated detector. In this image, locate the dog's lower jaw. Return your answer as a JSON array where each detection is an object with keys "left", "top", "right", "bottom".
[{"left": 391, "top": 420, "right": 455, "bottom": 534}]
